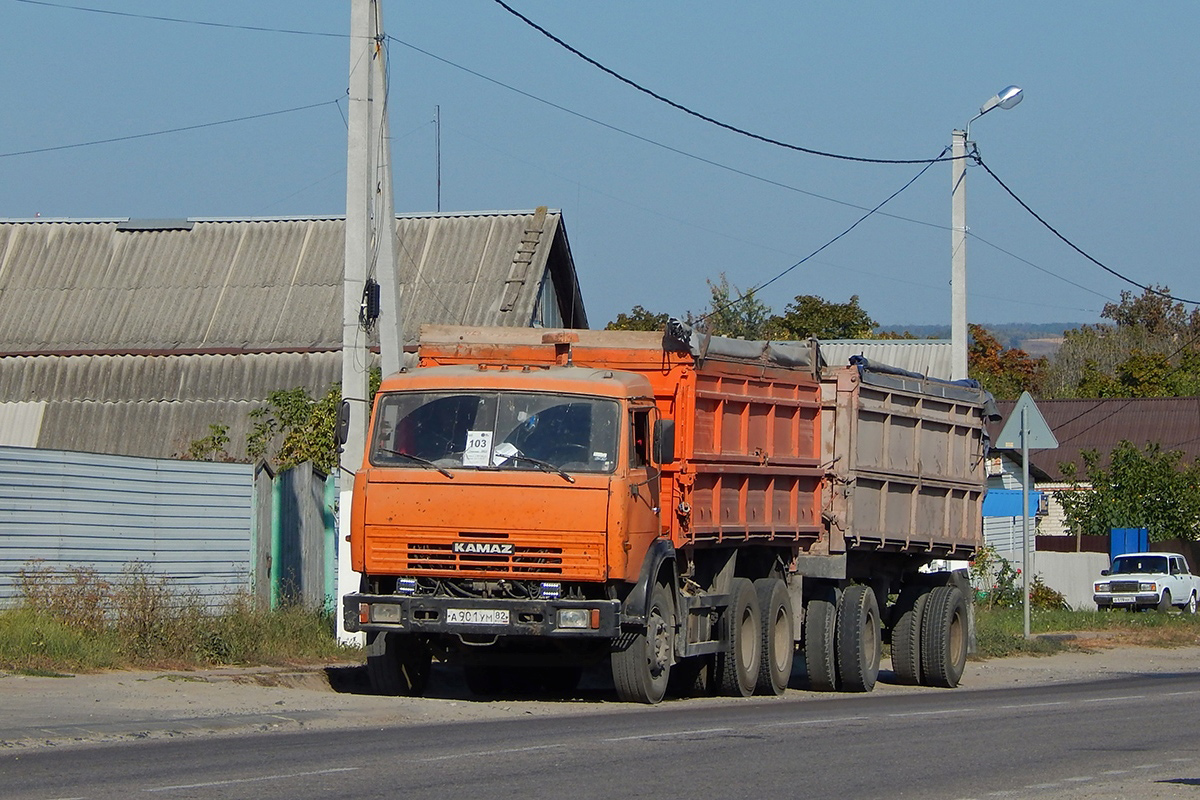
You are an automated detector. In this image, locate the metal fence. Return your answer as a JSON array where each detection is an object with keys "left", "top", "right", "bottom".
[{"left": 0, "top": 445, "right": 253, "bottom": 608}]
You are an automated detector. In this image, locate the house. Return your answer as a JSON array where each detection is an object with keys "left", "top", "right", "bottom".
[
  {"left": 0, "top": 210, "right": 586, "bottom": 462},
  {"left": 985, "top": 397, "right": 1200, "bottom": 607}
]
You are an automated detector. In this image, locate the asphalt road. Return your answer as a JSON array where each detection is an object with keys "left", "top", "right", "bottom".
[{"left": 3, "top": 671, "right": 1200, "bottom": 800}]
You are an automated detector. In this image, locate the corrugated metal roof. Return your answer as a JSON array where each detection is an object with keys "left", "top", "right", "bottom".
[
  {"left": 0, "top": 210, "right": 586, "bottom": 354},
  {"left": 819, "top": 339, "right": 953, "bottom": 379},
  {"left": 0, "top": 211, "right": 587, "bottom": 460},
  {"left": 0, "top": 352, "right": 354, "bottom": 460},
  {"left": 990, "top": 396, "right": 1200, "bottom": 481}
]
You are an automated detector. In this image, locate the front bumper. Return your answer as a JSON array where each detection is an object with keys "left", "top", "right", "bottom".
[
  {"left": 1094, "top": 592, "right": 1159, "bottom": 609},
  {"left": 344, "top": 592, "right": 621, "bottom": 637}
]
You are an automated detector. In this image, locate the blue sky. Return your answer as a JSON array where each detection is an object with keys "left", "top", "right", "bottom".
[{"left": 3, "top": 1, "right": 1197, "bottom": 330}]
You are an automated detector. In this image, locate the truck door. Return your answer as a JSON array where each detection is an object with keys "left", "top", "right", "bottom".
[{"left": 622, "top": 407, "right": 663, "bottom": 582}]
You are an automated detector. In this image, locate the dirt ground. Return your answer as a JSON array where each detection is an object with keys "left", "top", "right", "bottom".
[{"left": 2, "top": 638, "right": 1199, "bottom": 750}]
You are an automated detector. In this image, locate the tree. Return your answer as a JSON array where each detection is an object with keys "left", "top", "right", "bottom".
[
  {"left": 694, "top": 273, "right": 775, "bottom": 340},
  {"left": 182, "top": 424, "right": 233, "bottom": 462},
  {"left": 242, "top": 370, "right": 381, "bottom": 473},
  {"left": 1057, "top": 440, "right": 1200, "bottom": 542},
  {"left": 967, "top": 324, "right": 1046, "bottom": 400},
  {"left": 1046, "top": 286, "right": 1200, "bottom": 398},
  {"left": 247, "top": 385, "right": 343, "bottom": 474},
  {"left": 605, "top": 305, "right": 669, "bottom": 332},
  {"left": 772, "top": 294, "right": 876, "bottom": 340}
]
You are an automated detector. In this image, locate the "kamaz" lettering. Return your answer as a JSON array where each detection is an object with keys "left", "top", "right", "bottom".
[{"left": 452, "top": 541, "right": 514, "bottom": 555}]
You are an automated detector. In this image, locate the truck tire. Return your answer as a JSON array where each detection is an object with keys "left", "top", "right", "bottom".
[
  {"left": 717, "top": 577, "right": 762, "bottom": 697},
  {"left": 611, "top": 581, "right": 674, "bottom": 704},
  {"left": 920, "top": 585, "right": 967, "bottom": 688},
  {"left": 1157, "top": 590, "right": 1172, "bottom": 613},
  {"left": 836, "top": 584, "right": 881, "bottom": 692},
  {"left": 754, "top": 578, "right": 793, "bottom": 696},
  {"left": 1186, "top": 593, "right": 1198, "bottom": 615},
  {"left": 804, "top": 587, "right": 839, "bottom": 692},
  {"left": 366, "top": 632, "right": 432, "bottom": 696},
  {"left": 890, "top": 585, "right": 928, "bottom": 685}
]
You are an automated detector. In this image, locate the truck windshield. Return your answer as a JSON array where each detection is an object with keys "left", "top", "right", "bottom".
[
  {"left": 369, "top": 391, "right": 620, "bottom": 474},
  {"left": 1110, "top": 555, "right": 1168, "bottom": 575}
]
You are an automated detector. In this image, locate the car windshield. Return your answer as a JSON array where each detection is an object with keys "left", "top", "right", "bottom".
[
  {"left": 1110, "top": 555, "right": 1168, "bottom": 575},
  {"left": 369, "top": 391, "right": 620, "bottom": 474}
]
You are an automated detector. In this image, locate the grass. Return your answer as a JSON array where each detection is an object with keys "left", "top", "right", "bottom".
[
  {"left": 974, "top": 606, "right": 1200, "bottom": 659},
  {"left": 0, "top": 562, "right": 361, "bottom": 675}
]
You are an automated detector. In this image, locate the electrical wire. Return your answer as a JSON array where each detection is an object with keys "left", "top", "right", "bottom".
[
  {"left": 0, "top": 98, "right": 343, "bottom": 159},
  {"left": 696, "top": 149, "right": 947, "bottom": 325},
  {"left": 490, "top": 0, "right": 961, "bottom": 166},
  {"left": 13, "top": 0, "right": 350, "bottom": 38},
  {"left": 968, "top": 232, "right": 1116, "bottom": 304},
  {"left": 385, "top": 36, "right": 950, "bottom": 226},
  {"left": 976, "top": 156, "right": 1200, "bottom": 307}
]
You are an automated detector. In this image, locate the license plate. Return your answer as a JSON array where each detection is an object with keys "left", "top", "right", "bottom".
[
  {"left": 446, "top": 608, "right": 510, "bottom": 625},
  {"left": 1112, "top": 596, "right": 1135, "bottom": 603}
]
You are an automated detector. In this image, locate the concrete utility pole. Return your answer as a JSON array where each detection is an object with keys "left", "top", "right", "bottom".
[
  {"left": 950, "top": 129, "right": 968, "bottom": 381},
  {"left": 950, "top": 86, "right": 1023, "bottom": 382},
  {"left": 339, "top": 0, "right": 402, "bottom": 643}
]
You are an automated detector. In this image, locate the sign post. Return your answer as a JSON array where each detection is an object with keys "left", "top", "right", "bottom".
[{"left": 996, "top": 392, "right": 1058, "bottom": 639}]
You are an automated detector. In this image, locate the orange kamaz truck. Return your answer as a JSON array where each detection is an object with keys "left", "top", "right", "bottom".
[{"left": 343, "top": 322, "right": 994, "bottom": 703}]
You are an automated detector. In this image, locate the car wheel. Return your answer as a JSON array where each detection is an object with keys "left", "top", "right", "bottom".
[{"left": 1157, "top": 590, "right": 1172, "bottom": 613}]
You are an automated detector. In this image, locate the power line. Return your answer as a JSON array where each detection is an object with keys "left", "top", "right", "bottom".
[
  {"left": 489, "top": 0, "right": 960, "bottom": 167},
  {"left": 698, "top": 149, "right": 947, "bottom": 324},
  {"left": 13, "top": 0, "right": 349, "bottom": 38},
  {"left": 976, "top": 155, "right": 1200, "bottom": 307},
  {"left": 968, "top": 232, "right": 1116, "bottom": 303},
  {"left": 385, "top": 36, "right": 949, "bottom": 226},
  {"left": 0, "top": 98, "right": 343, "bottom": 159}
]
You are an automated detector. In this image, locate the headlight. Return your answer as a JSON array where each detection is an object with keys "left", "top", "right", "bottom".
[
  {"left": 557, "top": 609, "right": 590, "bottom": 629},
  {"left": 371, "top": 604, "right": 403, "bottom": 623},
  {"left": 1094, "top": 582, "right": 1109, "bottom": 592},
  {"left": 1140, "top": 582, "right": 1157, "bottom": 592}
]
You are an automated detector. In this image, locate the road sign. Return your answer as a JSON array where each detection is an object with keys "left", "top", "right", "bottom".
[{"left": 996, "top": 391, "right": 1058, "bottom": 450}]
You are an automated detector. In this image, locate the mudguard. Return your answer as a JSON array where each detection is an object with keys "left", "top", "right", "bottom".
[{"left": 621, "top": 538, "right": 677, "bottom": 625}]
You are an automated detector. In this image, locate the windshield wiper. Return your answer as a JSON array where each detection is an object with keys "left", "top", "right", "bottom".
[
  {"left": 504, "top": 453, "right": 575, "bottom": 483},
  {"left": 380, "top": 448, "right": 454, "bottom": 479}
]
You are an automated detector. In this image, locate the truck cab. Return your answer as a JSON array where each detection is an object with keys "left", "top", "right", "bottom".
[{"left": 343, "top": 362, "right": 672, "bottom": 696}]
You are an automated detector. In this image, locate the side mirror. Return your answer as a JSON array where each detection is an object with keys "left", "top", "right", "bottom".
[
  {"left": 652, "top": 419, "right": 675, "bottom": 464},
  {"left": 1099, "top": 569, "right": 1110, "bottom": 577},
  {"left": 337, "top": 400, "right": 352, "bottom": 446}
]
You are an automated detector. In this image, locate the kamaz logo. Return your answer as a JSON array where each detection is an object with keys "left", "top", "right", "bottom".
[{"left": 453, "top": 541, "right": 514, "bottom": 555}]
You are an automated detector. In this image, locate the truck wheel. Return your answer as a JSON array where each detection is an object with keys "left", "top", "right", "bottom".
[
  {"left": 920, "top": 586, "right": 968, "bottom": 688},
  {"left": 804, "top": 587, "right": 839, "bottom": 692},
  {"left": 717, "top": 577, "right": 762, "bottom": 697},
  {"left": 1157, "top": 590, "right": 1172, "bottom": 613},
  {"left": 611, "top": 581, "right": 674, "bottom": 704},
  {"left": 890, "top": 585, "right": 928, "bottom": 685},
  {"left": 754, "top": 578, "right": 794, "bottom": 696},
  {"left": 366, "top": 632, "right": 432, "bottom": 696},
  {"left": 1186, "top": 593, "right": 1198, "bottom": 615},
  {"left": 836, "top": 584, "right": 881, "bottom": 692}
]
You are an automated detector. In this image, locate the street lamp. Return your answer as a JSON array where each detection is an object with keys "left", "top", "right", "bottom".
[{"left": 950, "top": 85, "right": 1023, "bottom": 381}]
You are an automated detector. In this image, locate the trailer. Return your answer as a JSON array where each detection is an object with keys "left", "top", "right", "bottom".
[{"left": 343, "top": 322, "right": 994, "bottom": 702}]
